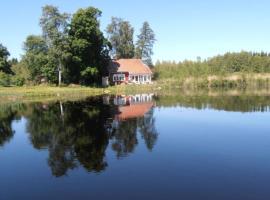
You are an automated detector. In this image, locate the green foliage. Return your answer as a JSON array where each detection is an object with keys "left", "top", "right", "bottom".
[
  {"left": 68, "top": 7, "right": 110, "bottom": 84},
  {"left": 155, "top": 51, "right": 270, "bottom": 81},
  {"left": 23, "top": 35, "right": 48, "bottom": 53},
  {"left": 22, "top": 35, "right": 49, "bottom": 83},
  {"left": 106, "top": 17, "right": 135, "bottom": 59},
  {"left": 12, "top": 77, "right": 25, "bottom": 86},
  {"left": 0, "top": 43, "right": 12, "bottom": 74},
  {"left": 40, "top": 5, "right": 70, "bottom": 85},
  {"left": 40, "top": 5, "right": 70, "bottom": 48},
  {"left": 0, "top": 72, "right": 11, "bottom": 86},
  {"left": 80, "top": 67, "right": 99, "bottom": 84},
  {"left": 135, "top": 22, "right": 156, "bottom": 66}
]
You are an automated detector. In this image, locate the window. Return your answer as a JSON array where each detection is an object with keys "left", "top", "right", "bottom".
[{"left": 113, "top": 74, "right": 125, "bottom": 81}]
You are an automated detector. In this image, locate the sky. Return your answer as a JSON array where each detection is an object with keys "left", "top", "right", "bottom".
[{"left": 1, "top": 0, "right": 270, "bottom": 62}]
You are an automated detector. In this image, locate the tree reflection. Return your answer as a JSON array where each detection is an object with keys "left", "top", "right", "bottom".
[
  {"left": 154, "top": 94, "right": 270, "bottom": 112},
  {"left": 3, "top": 92, "right": 270, "bottom": 177},
  {"left": 111, "top": 118, "right": 138, "bottom": 158},
  {"left": 26, "top": 98, "right": 111, "bottom": 176},
  {"left": 138, "top": 108, "right": 158, "bottom": 151},
  {"left": 0, "top": 95, "right": 158, "bottom": 177},
  {"left": 0, "top": 105, "right": 22, "bottom": 147}
]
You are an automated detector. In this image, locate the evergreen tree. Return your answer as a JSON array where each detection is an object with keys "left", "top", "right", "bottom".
[{"left": 135, "top": 22, "right": 156, "bottom": 66}]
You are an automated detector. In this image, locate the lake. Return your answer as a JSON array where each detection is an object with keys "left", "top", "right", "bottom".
[{"left": 1, "top": 93, "right": 270, "bottom": 199}]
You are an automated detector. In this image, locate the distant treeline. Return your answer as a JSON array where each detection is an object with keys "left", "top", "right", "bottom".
[
  {"left": 155, "top": 51, "right": 270, "bottom": 79},
  {"left": 154, "top": 51, "right": 270, "bottom": 89},
  {"left": 0, "top": 5, "right": 155, "bottom": 86}
]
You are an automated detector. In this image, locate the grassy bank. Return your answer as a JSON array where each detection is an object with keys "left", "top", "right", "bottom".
[
  {"left": 2, "top": 82, "right": 270, "bottom": 105},
  {"left": 0, "top": 84, "right": 160, "bottom": 103},
  {"left": 1, "top": 74, "right": 270, "bottom": 101}
]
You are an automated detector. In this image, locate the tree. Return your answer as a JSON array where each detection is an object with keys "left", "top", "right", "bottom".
[
  {"left": 40, "top": 5, "right": 70, "bottom": 85},
  {"left": 11, "top": 62, "right": 31, "bottom": 86},
  {"left": 0, "top": 43, "right": 12, "bottom": 74},
  {"left": 135, "top": 22, "right": 156, "bottom": 66},
  {"left": 23, "top": 35, "right": 48, "bottom": 54},
  {"left": 22, "top": 35, "right": 49, "bottom": 82},
  {"left": 9, "top": 58, "right": 18, "bottom": 66},
  {"left": 106, "top": 17, "right": 134, "bottom": 59},
  {"left": 68, "top": 7, "right": 111, "bottom": 84}
]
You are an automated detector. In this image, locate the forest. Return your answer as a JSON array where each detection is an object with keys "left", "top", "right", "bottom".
[{"left": 154, "top": 51, "right": 270, "bottom": 89}]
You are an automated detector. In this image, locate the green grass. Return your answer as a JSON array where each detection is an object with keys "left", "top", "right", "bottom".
[{"left": 0, "top": 84, "right": 160, "bottom": 104}]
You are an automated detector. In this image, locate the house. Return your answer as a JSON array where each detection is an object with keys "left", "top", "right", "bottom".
[{"left": 107, "top": 59, "right": 153, "bottom": 85}]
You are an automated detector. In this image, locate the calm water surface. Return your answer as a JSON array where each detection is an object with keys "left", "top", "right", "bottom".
[{"left": 1, "top": 94, "right": 270, "bottom": 199}]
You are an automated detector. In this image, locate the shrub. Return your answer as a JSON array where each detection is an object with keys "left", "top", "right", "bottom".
[
  {"left": 11, "top": 76, "right": 25, "bottom": 86},
  {"left": 0, "top": 72, "right": 11, "bottom": 86}
]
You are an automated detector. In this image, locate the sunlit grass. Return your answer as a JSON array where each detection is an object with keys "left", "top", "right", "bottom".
[{"left": 0, "top": 84, "right": 159, "bottom": 104}]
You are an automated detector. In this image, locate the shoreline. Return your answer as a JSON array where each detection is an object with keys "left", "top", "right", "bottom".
[
  {"left": 2, "top": 83, "right": 270, "bottom": 106},
  {"left": 2, "top": 72, "right": 270, "bottom": 104}
]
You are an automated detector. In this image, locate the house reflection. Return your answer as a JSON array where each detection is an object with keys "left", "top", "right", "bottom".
[
  {"left": 112, "top": 94, "right": 154, "bottom": 119},
  {"left": 106, "top": 94, "right": 158, "bottom": 158}
]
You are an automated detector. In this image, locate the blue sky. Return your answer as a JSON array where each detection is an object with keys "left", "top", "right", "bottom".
[{"left": 1, "top": 0, "right": 270, "bottom": 62}]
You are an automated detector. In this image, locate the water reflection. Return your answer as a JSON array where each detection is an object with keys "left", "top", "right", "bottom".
[
  {"left": 154, "top": 94, "right": 270, "bottom": 112},
  {"left": 105, "top": 94, "right": 158, "bottom": 158},
  {"left": 2, "top": 93, "right": 270, "bottom": 177},
  {"left": 0, "top": 107, "right": 15, "bottom": 147},
  {"left": 15, "top": 94, "right": 157, "bottom": 177},
  {"left": 0, "top": 104, "right": 23, "bottom": 147},
  {"left": 25, "top": 98, "right": 111, "bottom": 176}
]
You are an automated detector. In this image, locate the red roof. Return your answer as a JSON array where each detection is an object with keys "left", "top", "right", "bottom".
[{"left": 109, "top": 59, "right": 152, "bottom": 74}]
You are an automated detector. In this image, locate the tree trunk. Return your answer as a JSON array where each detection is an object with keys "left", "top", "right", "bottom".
[
  {"left": 59, "top": 101, "right": 64, "bottom": 121},
  {"left": 58, "top": 62, "right": 62, "bottom": 86}
]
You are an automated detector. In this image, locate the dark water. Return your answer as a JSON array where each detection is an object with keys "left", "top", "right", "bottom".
[{"left": 1, "top": 94, "right": 270, "bottom": 199}]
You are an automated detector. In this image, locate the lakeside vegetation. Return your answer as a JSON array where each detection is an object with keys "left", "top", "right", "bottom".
[{"left": 154, "top": 51, "right": 270, "bottom": 89}]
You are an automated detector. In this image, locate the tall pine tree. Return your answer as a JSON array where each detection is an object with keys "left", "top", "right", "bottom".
[{"left": 135, "top": 22, "right": 156, "bottom": 66}]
